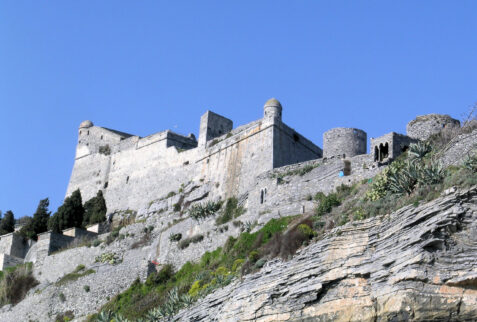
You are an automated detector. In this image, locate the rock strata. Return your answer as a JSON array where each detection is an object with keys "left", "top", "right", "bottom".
[{"left": 175, "top": 186, "right": 477, "bottom": 321}]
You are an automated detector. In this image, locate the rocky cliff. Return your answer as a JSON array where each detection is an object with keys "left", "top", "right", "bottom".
[{"left": 175, "top": 186, "right": 477, "bottom": 321}]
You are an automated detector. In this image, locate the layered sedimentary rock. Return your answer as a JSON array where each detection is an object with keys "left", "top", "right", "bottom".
[{"left": 175, "top": 186, "right": 477, "bottom": 321}]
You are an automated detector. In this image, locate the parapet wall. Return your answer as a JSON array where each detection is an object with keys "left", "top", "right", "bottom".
[{"left": 0, "top": 233, "right": 32, "bottom": 259}]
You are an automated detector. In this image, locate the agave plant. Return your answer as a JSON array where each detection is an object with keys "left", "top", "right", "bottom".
[
  {"left": 112, "top": 313, "right": 130, "bottom": 322},
  {"left": 145, "top": 307, "right": 165, "bottom": 321},
  {"left": 180, "top": 294, "right": 195, "bottom": 306},
  {"left": 418, "top": 161, "right": 446, "bottom": 185},
  {"left": 189, "top": 200, "right": 222, "bottom": 221},
  {"left": 387, "top": 161, "right": 418, "bottom": 195},
  {"left": 95, "top": 311, "right": 114, "bottom": 322},
  {"left": 463, "top": 153, "right": 477, "bottom": 172},
  {"left": 409, "top": 141, "right": 432, "bottom": 160}
]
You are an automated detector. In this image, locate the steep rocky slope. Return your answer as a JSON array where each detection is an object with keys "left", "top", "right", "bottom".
[{"left": 175, "top": 186, "right": 477, "bottom": 321}]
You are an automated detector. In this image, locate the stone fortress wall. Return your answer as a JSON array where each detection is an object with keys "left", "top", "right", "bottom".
[
  {"left": 66, "top": 98, "right": 323, "bottom": 212},
  {"left": 66, "top": 100, "right": 464, "bottom": 218},
  {"left": 0, "top": 100, "right": 465, "bottom": 272}
]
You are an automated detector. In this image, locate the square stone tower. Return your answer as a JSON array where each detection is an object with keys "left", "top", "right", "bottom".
[{"left": 198, "top": 111, "right": 233, "bottom": 146}]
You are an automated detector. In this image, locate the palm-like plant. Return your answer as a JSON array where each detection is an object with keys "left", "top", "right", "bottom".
[
  {"left": 95, "top": 311, "right": 113, "bottom": 322},
  {"left": 463, "top": 152, "right": 477, "bottom": 172},
  {"left": 418, "top": 161, "right": 445, "bottom": 185},
  {"left": 409, "top": 141, "right": 432, "bottom": 160},
  {"left": 387, "top": 161, "right": 418, "bottom": 195}
]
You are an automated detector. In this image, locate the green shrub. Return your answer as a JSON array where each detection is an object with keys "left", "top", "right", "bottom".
[
  {"left": 56, "top": 265, "right": 95, "bottom": 286},
  {"left": 254, "top": 258, "right": 267, "bottom": 269},
  {"left": 84, "top": 285, "right": 90, "bottom": 292},
  {"left": 98, "top": 145, "right": 111, "bottom": 155},
  {"left": 58, "top": 292, "right": 66, "bottom": 302},
  {"left": 215, "top": 197, "right": 245, "bottom": 225},
  {"left": 189, "top": 201, "right": 222, "bottom": 221},
  {"left": 166, "top": 191, "right": 176, "bottom": 198},
  {"left": 232, "top": 259, "right": 245, "bottom": 272},
  {"left": 248, "top": 251, "right": 259, "bottom": 263},
  {"left": 146, "top": 264, "right": 174, "bottom": 287},
  {"left": 463, "top": 152, "right": 477, "bottom": 172},
  {"left": 188, "top": 280, "right": 201, "bottom": 297},
  {"left": 0, "top": 263, "right": 38, "bottom": 306},
  {"left": 314, "top": 192, "right": 341, "bottom": 216},
  {"left": 55, "top": 310, "right": 74, "bottom": 322},
  {"left": 95, "top": 253, "right": 122, "bottom": 265},
  {"left": 169, "top": 233, "right": 182, "bottom": 242},
  {"left": 178, "top": 234, "right": 204, "bottom": 249}
]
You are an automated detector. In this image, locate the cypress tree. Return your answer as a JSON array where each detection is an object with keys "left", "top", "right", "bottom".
[
  {"left": 48, "top": 189, "right": 84, "bottom": 232},
  {"left": 83, "top": 190, "right": 107, "bottom": 226},
  {"left": 32, "top": 198, "right": 51, "bottom": 236},
  {"left": 0, "top": 211, "right": 15, "bottom": 235}
]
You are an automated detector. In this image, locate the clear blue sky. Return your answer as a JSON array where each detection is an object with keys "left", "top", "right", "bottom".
[{"left": 1, "top": 1, "right": 476, "bottom": 219}]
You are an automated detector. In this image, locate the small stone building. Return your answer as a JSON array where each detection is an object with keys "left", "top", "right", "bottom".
[{"left": 371, "top": 132, "right": 416, "bottom": 163}]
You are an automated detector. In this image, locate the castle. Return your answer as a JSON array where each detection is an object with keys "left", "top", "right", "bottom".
[
  {"left": 66, "top": 98, "right": 460, "bottom": 214},
  {"left": 0, "top": 99, "right": 461, "bottom": 271}
]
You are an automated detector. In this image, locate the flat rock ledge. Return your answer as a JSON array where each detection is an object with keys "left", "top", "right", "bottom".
[{"left": 175, "top": 186, "right": 477, "bottom": 321}]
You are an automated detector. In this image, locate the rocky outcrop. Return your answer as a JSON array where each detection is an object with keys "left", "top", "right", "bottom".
[{"left": 175, "top": 186, "right": 477, "bottom": 321}]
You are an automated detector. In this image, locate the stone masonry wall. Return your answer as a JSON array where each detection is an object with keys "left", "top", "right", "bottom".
[
  {"left": 323, "top": 127, "right": 367, "bottom": 158},
  {"left": 407, "top": 114, "right": 460, "bottom": 140},
  {"left": 66, "top": 112, "right": 322, "bottom": 213},
  {"left": 0, "top": 253, "right": 23, "bottom": 270}
]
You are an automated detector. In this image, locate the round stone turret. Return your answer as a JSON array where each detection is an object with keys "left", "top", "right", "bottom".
[
  {"left": 323, "top": 127, "right": 367, "bottom": 158},
  {"left": 79, "top": 120, "right": 94, "bottom": 129},
  {"left": 406, "top": 114, "right": 460, "bottom": 141},
  {"left": 263, "top": 98, "right": 282, "bottom": 122}
]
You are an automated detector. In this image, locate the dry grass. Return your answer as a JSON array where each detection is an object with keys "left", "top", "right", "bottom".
[{"left": 0, "top": 263, "right": 39, "bottom": 306}]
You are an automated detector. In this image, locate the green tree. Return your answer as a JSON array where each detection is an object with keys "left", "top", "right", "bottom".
[
  {"left": 0, "top": 210, "right": 15, "bottom": 235},
  {"left": 48, "top": 189, "right": 84, "bottom": 232},
  {"left": 32, "top": 198, "right": 51, "bottom": 235},
  {"left": 83, "top": 190, "right": 107, "bottom": 226},
  {"left": 18, "top": 217, "right": 35, "bottom": 240},
  {"left": 20, "top": 199, "right": 51, "bottom": 240}
]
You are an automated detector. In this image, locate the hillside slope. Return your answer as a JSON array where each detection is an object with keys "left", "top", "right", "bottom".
[{"left": 175, "top": 186, "right": 477, "bottom": 321}]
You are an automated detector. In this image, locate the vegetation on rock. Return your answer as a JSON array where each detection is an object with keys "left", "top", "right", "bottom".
[{"left": 0, "top": 263, "right": 38, "bottom": 306}]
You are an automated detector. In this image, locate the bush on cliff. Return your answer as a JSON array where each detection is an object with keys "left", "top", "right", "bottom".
[
  {"left": 92, "top": 216, "right": 297, "bottom": 320},
  {"left": 0, "top": 263, "right": 38, "bottom": 306}
]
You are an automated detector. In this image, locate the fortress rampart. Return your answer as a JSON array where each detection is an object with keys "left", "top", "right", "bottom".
[
  {"left": 66, "top": 98, "right": 461, "bottom": 217},
  {"left": 66, "top": 99, "right": 323, "bottom": 212}
]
